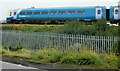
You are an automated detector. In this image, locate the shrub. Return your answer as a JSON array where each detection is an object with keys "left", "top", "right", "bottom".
[
  {"left": 2, "top": 25, "right": 13, "bottom": 30},
  {"left": 95, "top": 20, "right": 107, "bottom": 32},
  {"left": 52, "top": 20, "right": 118, "bottom": 36},
  {"left": 105, "top": 26, "right": 118, "bottom": 36},
  {"left": 75, "top": 53, "right": 100, "bottom": 65},
  {"left": 61, "top": 48, "right": 101, "bottom": 65},
  {"left": 53, "top": 20, "right": 118, "bottom": 36},
  {"left": 60, "top": 55, "right": 75, "bottom": 64},
  {"left": 31, "top": 52, "right": 44, "bottom": 59},
  {"left": 3, "top": 46, "right": 23, "bottom": 52},
  {"left": 48, "top": 52, "right": 63, "bottom": 63},
  {"left": 31, "top": 48, "right": 61, "bottom": 60},
  {"left": 103, "top": 54, "right": 118, "bottom": 68},
  {"left": 15, "top": 48, "right": 31, "bottom": 54}
]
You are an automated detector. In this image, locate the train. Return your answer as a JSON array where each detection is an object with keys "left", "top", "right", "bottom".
[{"left": 6, "top": 6, "right": 120, "bottom": 25}]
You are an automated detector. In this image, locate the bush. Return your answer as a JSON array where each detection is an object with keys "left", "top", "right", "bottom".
[
  {"left": 3, "top": 46, "right": 24, "bottom": 52},
  {"left": 75, "top": 53, "right": 100, "bottom": 65},
  {"left": 95, "top": 20, "right": 107, "bottom": 32},
  {"left": 31, "top": 52, "right": 44, "bottom": 59},
  {"left": 60, "top": 49, "right": 101, "bottom": 65},
  {"left": 16, "top": 48, "right": 31, "bottom": 54},
  {"left": 52, "top": 20, "right": 118, "bottom": 36},
  {"left": 103, "top": 54, "right": 118, "bottom": 68},
  {"left": 60, "top": 55, "right": 75, "bottom": 64},
  {"left": 2, "top": 25, "right": 13, "bottom": 30},
  {"left": 48, "top": 52, "right": 63, "bottom": 63}
]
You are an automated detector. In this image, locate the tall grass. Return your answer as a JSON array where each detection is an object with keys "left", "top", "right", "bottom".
[{"left": 2, "top": 46, "right": 119, "bottom": 68}]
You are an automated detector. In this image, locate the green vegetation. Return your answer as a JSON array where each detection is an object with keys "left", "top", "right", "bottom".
[
  {"left": 52, "top": 20, "right": 119, "bottom": 36},
  {"left": 2, "top": 20, "right": 119, "bottom": 36},
  {"left": 1, "top": 24, "right": 62, "bottom": 32},
  {"left": 1, "top": 46, "right": 119, "bottom": 69},
  {"left": 1, "top": 20, "right": 119, "bottom": 68}
]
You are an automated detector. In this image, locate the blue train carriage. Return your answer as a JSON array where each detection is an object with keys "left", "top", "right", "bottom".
[
  {"left": 110, "top": 6, "right": 120, "bottom": 25},
  {"left": 6, "top": 6, "right": 106, "bottom": 24}
]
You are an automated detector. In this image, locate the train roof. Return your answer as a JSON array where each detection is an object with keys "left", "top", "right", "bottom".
[
  {"left": 110, "top": 6, "right": 120, "bottom": 8},
  {"left": 22, "top": 6, "right": 106, "bottom": 10}
]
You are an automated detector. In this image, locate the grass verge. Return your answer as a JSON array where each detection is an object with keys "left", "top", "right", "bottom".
[{"left": 1, "top": 46, "right": 119, "bottom": 69}]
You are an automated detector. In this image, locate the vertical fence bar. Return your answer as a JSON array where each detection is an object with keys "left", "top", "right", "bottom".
[
  {"left": 101, "top": 36, "right": 103, "bottom": 53},
  {"left": 108, "top": 36, "right": 111, "bottom": 53}
]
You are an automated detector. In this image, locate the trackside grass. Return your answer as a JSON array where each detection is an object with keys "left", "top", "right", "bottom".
[
  {"left": 1, "top": 46, "right": 119, "bottom": 69},
  {"left": 1, "top": 24, "right": 63, "bottom": 32},
  {"left": 1, "top": 20, "right": 119, "bottom": 36}
]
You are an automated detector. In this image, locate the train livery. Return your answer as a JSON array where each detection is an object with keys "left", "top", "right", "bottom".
[{"left": 6, "top": 6, "right": 120, "bottom": 25}]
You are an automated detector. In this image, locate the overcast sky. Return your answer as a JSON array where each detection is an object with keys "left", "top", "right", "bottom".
[{"left": 0, "top": 0, "right": 120, "bottom": 20}]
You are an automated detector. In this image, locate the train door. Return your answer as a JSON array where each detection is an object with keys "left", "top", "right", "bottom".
[
  {"left": 13, "top": 10, "right": 19, "bottom": 19},
  {"left": 13, "top": 11, "right": 17, "bottom": 19},
  {"left": 114, "top": 8, "right": 119, "bottom": 20},
  {"left": 13, "top": 9, "right": 22, "bottom": 19},
  {"left": 7, "top": 10, "right": 13, "bottom": 17},
  {"left": 96, "top": 8, "right": 102, "bottom": 20}
]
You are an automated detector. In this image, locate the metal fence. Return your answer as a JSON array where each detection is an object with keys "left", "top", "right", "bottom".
[{"left": 1, "top": 30, "right": 118, "bottom": 53}]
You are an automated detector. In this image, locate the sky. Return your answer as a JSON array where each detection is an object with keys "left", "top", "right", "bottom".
[{"left": 0, "top": 0, "right": 120, "bottom": 20}]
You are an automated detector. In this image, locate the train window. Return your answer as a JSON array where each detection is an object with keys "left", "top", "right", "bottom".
[
  {"left": 20, "top": 12, "right": 25, "bottom": 15},
  {"left": 115, "top": 9, "right": 118, "bottom": 14},
  {"left": 42, "top": 12, "right": 48, "bottom": 15},
  {"left": 98, "top": 10, "right": 101, "bottom": 14},
  {"left": 50, "top": 11, "right": 56, "bottom": 15},
  {"left": 14, "top": 12, "right": 16, "bottom": 15},
  {"left": 78, "top": 11, "right": 85, "bottom": 14},
  {"left": 27, "top": 12, "right": 32, "bottom": 15},
  {"left": 68, "top": 11, "right": 76, "bottom": 14},
  {"left": 58, "top": 11, "right": 66, "bottom": 14},
  {"left": 10, "top": 12, "right": 12, "bottom": 16},
  {"left": 34, "top": 12, "right": 40, "bottom": 15}
]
